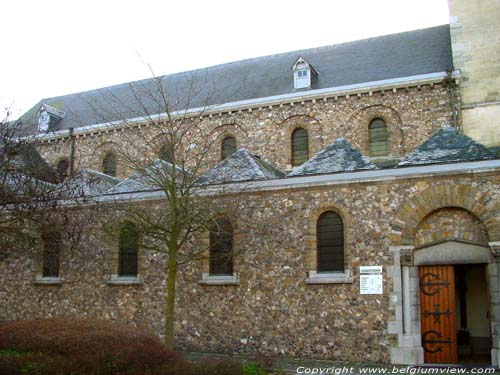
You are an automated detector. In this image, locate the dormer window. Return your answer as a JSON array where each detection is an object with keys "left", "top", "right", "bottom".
[
  {"left": 38, "top": 110, "right": 50, "bottom": 132},
  {"left": 292, "top": 57, "right": 318, "bottom": 90},
  {"left": 37, "top": 104, "right": 65, "bottom": 133}
]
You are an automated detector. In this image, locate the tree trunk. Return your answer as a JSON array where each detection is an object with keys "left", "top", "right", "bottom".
[{"left": 164, "top": 250, "right": 177, "bottom": 350}]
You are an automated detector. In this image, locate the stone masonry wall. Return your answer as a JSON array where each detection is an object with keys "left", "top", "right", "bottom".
[
  {"left": 449, "top": 0, "right": 500, "bottom": 147},
  {"left": 1, "top": 171, "right": 498, "bottom": 363},
  {"left": 33, "top": 84, "right": 452, "bottom": 178},
  {"left": 414, "top": 207, "right": 489, "bottom": 246}
]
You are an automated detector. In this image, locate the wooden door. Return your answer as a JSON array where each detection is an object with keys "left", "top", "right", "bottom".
[{"left": 419, "top": 265, "right": 457, "bottom": 364}]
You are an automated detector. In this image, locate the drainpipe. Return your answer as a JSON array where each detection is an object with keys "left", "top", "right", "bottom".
[
  {"left": 447, "top": 70, "right": 458, "bottom": 130},
  {"left": 69, "top": 128, "right": 75, "bottom": 176}
]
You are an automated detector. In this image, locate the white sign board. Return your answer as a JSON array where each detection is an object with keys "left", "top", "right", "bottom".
[
  {"left": 360, "top": 266, "right": 383, "bottom": 295},
  {"left": 359, "top": 266, "right": 382, "bottom": 275}
]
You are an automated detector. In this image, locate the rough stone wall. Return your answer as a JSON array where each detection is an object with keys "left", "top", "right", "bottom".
[
  {"left": 414, "top": 207, "right": 489, "bottom": 246},
  {"left": 34, "top": 84, "right": 452, "bottom": 177},
  {"left": 1, "top": 172, "right": 498, "bottom": 362}
]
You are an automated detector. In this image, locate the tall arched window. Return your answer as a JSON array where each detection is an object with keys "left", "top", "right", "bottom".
[
  {"left": 221, "top": 136, "right": 236, "bottom": 160},
  {"left": 369, "top": 118, "right": 388, "bottom": 157},
  {"left": 209, "top": 219, "right": 233, "bottom": 275},
  {"left": 42, "top": 231, "right": 61, "bottom": 278},
  {"left": 56, "top": 158, "right": 69, "bottom": 182},
  {"left": 118, "top": 222, "right": 139, "bottom": 276},
  {"left": 291, "top": 128, "right": 308, "bottom": 166},
  {"left": 317, "top": 211, "right": 344, "bottom": 273},
  {"left": 102, "top": 152, "right": 117, "bottom": 177},
  {"left": 159, "top": 144, "right": 173, "bottom": 163}
]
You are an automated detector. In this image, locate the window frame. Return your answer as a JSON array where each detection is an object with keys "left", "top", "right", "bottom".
[
  {"left": 102, "top": 152, "right": 117, "bottom": 177},
  {"left": 369, "top": 118, "right": 389, "bottom": 157},
  {"left": 221, "top": 136, "right": 237, "bottom": 160},
  {"left": 291, "top": 127, "right": 309, "bottom": 167},
  {"left": 118, "top": 221, "right": 139, "bottom": 277}
]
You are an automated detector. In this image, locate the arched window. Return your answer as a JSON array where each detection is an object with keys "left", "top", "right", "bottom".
[
  {"left": 317, "top": 211, "right": 344, "bottom": 273},
  {"left": 159, "top": 144, "right": 173, "bottom": 163},
  {"left": 291, "top": 128, "right": 308, "bottom": 166},
  {"left": 102, "top": 152, "right": 117, "bottom": 177},
  {"left": 209, "top": 219, "right": 233, "bottom": 275},
  {"left": 118, "top": 222, "right": 139, "bottom": 276},
  {"left": 369, "top": 118, "right": 388, "bottom": 157},
  {"left": 221, "top": 136, "right": 236, "bottom": 160},
  {"left": 42, "top": 231, "right": 61, "bottom": 277},
  {"left": 56, "top": 158, "right": 69, "bottom": 182}
]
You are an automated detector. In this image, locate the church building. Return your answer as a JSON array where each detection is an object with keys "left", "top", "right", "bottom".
[{"left": 1, "top": 0, "right": 500, "bottom": 366}]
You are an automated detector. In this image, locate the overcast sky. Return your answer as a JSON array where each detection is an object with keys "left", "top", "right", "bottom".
[{"left": 1, "top": 0, "right": 450, "bottom": 118}]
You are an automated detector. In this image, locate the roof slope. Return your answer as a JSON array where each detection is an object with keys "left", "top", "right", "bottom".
[
  {"left": 105, "top": 159, "right": 185, "bottom": 195},
  {"left": 18, "top": 25, "right": 452, "bottom": 135},
  {"left": 288, "top": 138, "right": 376, "bottom": 177},
  {"left": 398, "top": 127, "right": 497, "bottom": 166},
  {"left": 61, "top": 169, "right": 121, "bottom": 197},
  {"left": 198, "top": 149, "right": 284, "bottom": 185}
]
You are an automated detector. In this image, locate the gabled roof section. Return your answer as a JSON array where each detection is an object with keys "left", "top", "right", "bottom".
[
  {"left": 18, "top": 25, "right": 452, "bottom": 135},
  {"left": 197, "top": 149, "right": 285, "bottom": 185},
  {"left": 292, "top": 56, "right": 318, "bottom": 75},
  {"left": 105, "top": 159, "right": 187, "bottom": 195},
  {"left": 398, "top": 127, "right": 497, "bottom": 167},
  {"left": 288, "top": 138, "right": 376, "bottom": 177},
  {"left": 38, "top": 103, "right": 66, "bottom": 119},
  {"left": 61, "top": 169, "right": 121, "bottom": 197}
]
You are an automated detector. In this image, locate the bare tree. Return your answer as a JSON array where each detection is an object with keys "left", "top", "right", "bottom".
[
  {"left": 0, "top": 108, "right": 100, "bottom": 261},
  {"left": 81, "top": 71, "right": 270, "bottom": 349}
]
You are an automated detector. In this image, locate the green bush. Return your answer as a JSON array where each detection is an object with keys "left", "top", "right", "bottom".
[{"left": 243, "top": 363, "right": 268, "bottom": 375}]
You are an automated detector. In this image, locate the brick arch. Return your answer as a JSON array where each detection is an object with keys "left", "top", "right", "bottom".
[
  {"left": 345, "top": 104, "right": 403, "bottom": 158},
  {"left": 395, "top": 184, "right": 500, "bottom": 245},
  {"left": 281, "top": 114, "right": 321, "bottom": 168}
]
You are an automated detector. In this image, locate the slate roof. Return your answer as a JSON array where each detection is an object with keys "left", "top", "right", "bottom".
[
  {"left": 18, "top": 25, "right": 452, "bottom": 135},
  {"left": 288, "top": 138, "right": 376, "bottom": 177},
  {"left": 398, "top": 127, "right": 497, "bottom": 167},
  {"left": 61, "top": 169, "right": 121, "bottom": 197},
  {"left": 197, "top": 149, "right": 285, "bottom": 185},
  {"left": 105, "top": 159, "right": 186, "bottom": 195}
]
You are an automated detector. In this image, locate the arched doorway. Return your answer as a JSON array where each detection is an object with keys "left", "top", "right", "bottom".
[{"left": 414, "top": 208, "right": 491, "bottom": 364}]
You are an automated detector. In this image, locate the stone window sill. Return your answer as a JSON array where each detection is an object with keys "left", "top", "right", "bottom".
[
  {"left": 33, "top": 276, "right": 62, "bottom": 285},
  {"left": 305, "top": 270, "right": 353, "bottom": 284},
  {"left": 198, "top": 273, "right": 239, "bottom": 286},
  {"left": 106, "top": 275, "right": 143, "bottom": 286}
]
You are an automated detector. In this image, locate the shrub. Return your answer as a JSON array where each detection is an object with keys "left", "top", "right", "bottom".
[
  {"left": 0, "top": 318, "right": 184, "bottom": 375},
  {"left": 0, "top": 352, "right": 71, "bottom": 375},
  {"left": 243, "top": 363, "right": 268, "bottom": 375},
  {"left": 192, "top": 358, "right": 245, "bottom": 375}
]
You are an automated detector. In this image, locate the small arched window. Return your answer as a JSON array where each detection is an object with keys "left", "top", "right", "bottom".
[
  {"left": 291, "top": 128, "right": 308, "bottom": 166},
  {"left": 118, "top": 222, "right": 139, "bottom": 276},
  {"left": 369, "top": 118, "right": 388, "bottom": 157},
  {"left": 56, "top": 158, "right": 69, "bottom": 182},
  {"left": 221, "top": 136, "right": 236, "bottom": 160},
  {"left": 317, "top": 211, "right": 344, "bottom": 273},
  {"left": 159, "top": 144, "right": 173, "bottom": 163},
  {"left": 209, "top": 219, "right": 233, "bottom": 275},
  {"left": 42, "top": 231, "right": 61, "bottom": 278},
  {"left": 102, "top": 152, "right": 117, "bottom": 177}
]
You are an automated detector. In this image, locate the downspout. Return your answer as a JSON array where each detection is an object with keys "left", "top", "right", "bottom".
[
  {"left": 447, "top": 70, "right": 458, "bottom": 130},
  {"left": 69, "top": 128, "right": 75, "bottom": 176}
]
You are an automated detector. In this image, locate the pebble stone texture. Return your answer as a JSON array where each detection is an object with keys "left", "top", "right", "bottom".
[
  {"left": 1, "top": 172, "right": 499, "bottom": 363},
  {"left": 32, "top": 84, "right": 453, "bottom": 178}
]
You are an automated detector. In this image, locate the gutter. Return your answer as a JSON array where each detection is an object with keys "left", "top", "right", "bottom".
[
  {"left": 88, "top": 158, "right": 500, "bottom": 204},
  {"left": 23, "top": 70, "right": 460, "bottom": 143}
]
